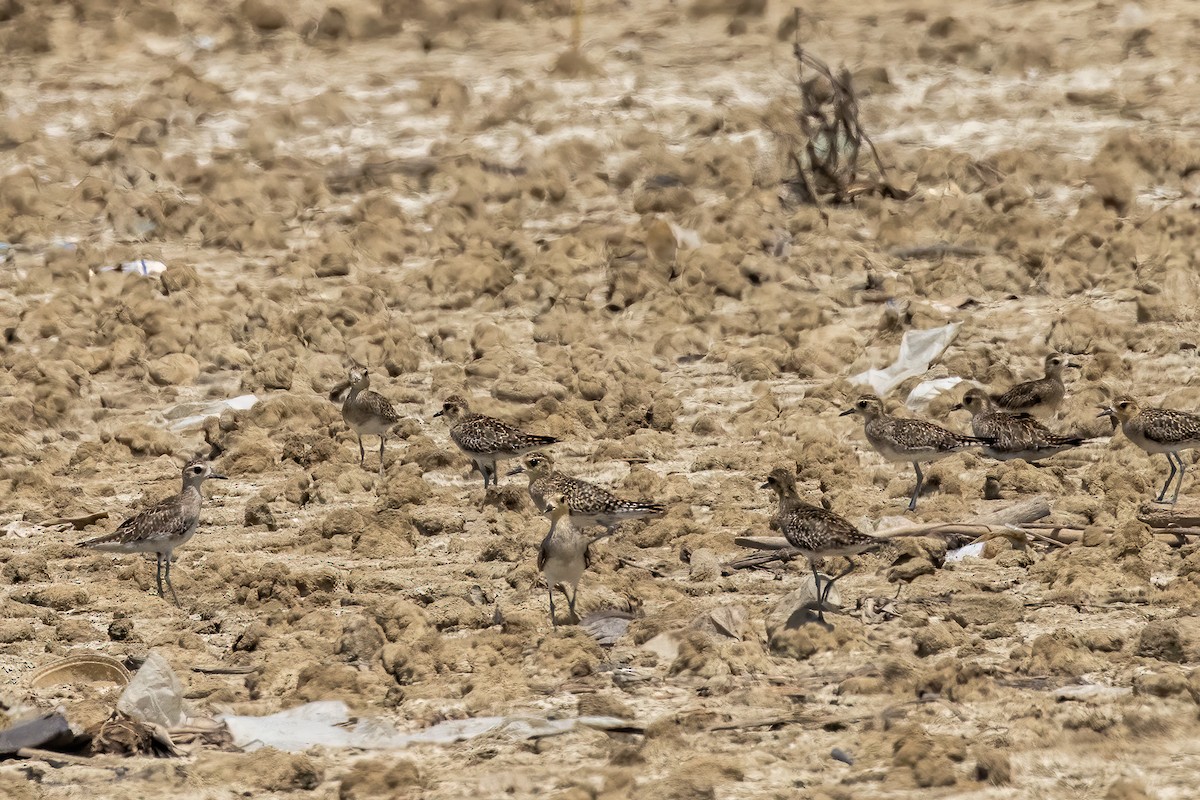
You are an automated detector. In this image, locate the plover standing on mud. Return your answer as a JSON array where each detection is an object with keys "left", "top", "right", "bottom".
[
  {"left": 1099, "top": 396, "right": 1200, "bottom": 505},
  {"left": 952, "top": 388, "right": 1087, "bottom": 463},
  {"left": 840, "top": 395, "right": 992, "bottom": 511},
  {"left": 79, "top": 459, "right": 226, "bottom": 606},
  {"left": 762, "top": 467, "right": 884, "bottom": 624},
  {"left": 538, "top": 491, "right": 607, "bottom": 630},
  {"left": 434, "top": 395, "right": 559, "bottom": 490},
  {"left": 337, "top": 366, "right": 402, "bottom": 476},
  {"left": 992, "top": 353, "right": 1081, "bottom": 416},
  {"left": 509, "top": 452, "right": 666, "bottom": 531}
]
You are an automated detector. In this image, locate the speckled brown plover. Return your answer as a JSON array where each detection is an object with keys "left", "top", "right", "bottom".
[
  {"left": 338, "top": 366, "right": 402, "bottom": 476},
  {"left": 434, "top": 395, "right": 558, "bottom": 490},
  {"left": 953, "top": 388, "right": 1087, "bottom": 463},
  {"left": 538, "top": 491, "right": 608, "bottom": 630},
  {"left": 762, "top": 467, "right": 884, "bottom": 623},
  {"left": 992, "top": 352, "right": 1081, "bottom": 416},
  {"left": 1100, "top": 396, "right": 1200, "bottom": 505},
  {"left": 509, "top": 452, "right": 665, "bottom": 532},
  {"left": 80, "top": 459, "right": 226, "bottom": 605},
  {"left": 840, "top": 395, "right": 992, "bottom": 512}
]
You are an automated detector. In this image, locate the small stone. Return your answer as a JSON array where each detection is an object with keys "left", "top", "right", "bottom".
[
  {"left": 107, "top": 618, "right": 135, "bottom": 641},
  {"left": 241, "top": 0, "right": 288, "bottom": 30},
  {"left": 244, "top": 501, "right": 278, "bottom": 530},
  {"left": 973, "top": 748, "right": 1012, "bottom": 785},
  {"left": 148, "top": 353, "right": 200, "bottom": 386}
]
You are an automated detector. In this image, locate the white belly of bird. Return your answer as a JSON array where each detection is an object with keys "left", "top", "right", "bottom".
[{"left": 542, "top": 551, "right": 585, "bottom": 591}]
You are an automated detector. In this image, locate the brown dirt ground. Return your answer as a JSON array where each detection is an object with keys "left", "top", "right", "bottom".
[{"left": 3, "top": 0, "right": 1200, "bottom": 797}]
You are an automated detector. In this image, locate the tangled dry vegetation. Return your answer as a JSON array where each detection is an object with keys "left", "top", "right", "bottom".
[{"left": 3, "top": 0, "right": 1200, "bottom": 798}]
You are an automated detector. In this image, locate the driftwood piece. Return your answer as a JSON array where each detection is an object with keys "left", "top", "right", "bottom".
[
  {"left": 888, "top": 244, "right": 986, "bottom": 261},
  {"left": 1137, "top": 500, "right": 1200, "bottom": 530}
]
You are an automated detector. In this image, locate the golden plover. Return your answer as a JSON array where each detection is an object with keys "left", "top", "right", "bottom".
[
  {"left": 840, "top": 394, "right": 992, "bottom": 511},
  {"left": 434, "top": 395, "right": 558, "bottom": 490},
  {"left": 952, "top": 388, "right": 1087, "bottom": 463},
  {"left": 79, "top": 459, "right": 226, "bottom": 605},
  {"left": 508, "top": 452, "right": 665, "bottom": 532},
  {"left": 762, "top": 467, "right": 883, "bottom": 623},
  {"left": 337, "top": 366, "right": 403, "bottom": 476},
  {"left": 538, "top": 491, "right": 607, "bottom": 630},
  {"left": 991, "top": 353, "right": 1081, "bottom": 416},
  {"left": 1099, "top": 396, "right": 1200, "bottom": 505}
]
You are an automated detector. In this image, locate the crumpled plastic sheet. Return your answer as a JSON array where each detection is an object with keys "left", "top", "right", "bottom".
[
  {"left": 850, "top": 323, "right": 961, "bottom": 397},
  {"left": 220, "top": 701, "right": 632, "bottom": 753},
  {"left": 116, "top": 651, "right": 193, "bottom": 729},
  {"left": 164, "top": 394, "right": 259, "bottom": 431},
  {"left": 905, "top": 376, "right": 964, "bottom": 412},
  {"left": 946, "top": 541, "right": 986, "bottom": 562}
]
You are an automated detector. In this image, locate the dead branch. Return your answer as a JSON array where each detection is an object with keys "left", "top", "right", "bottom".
[
  {"left": 780, "top": 10, "right": 912, "bottom": 206},
  {"left": 1137, "top": 500, "right": 1200, "bottom": 529}
]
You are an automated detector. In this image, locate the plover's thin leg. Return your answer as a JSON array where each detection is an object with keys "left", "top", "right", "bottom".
[
  {"left": 164, "top": 553, "right": 180, "bottom": 606},
  {"left": 566, "top": 584, "right": 579, "bottom": 622},
  {"left": 357, "top": 434, "right": 365, "bottom": 467},
  {"left": 1158, "top": 453, "right": 1177, "bottom": 503},
  {"left": 908, "top": 462, "right": 924, "bottom": 512},
  {"left": 1170, "top": 452, "right": 1185, "bottom": 505},
  {"left": 821, "top": 560, "right": 857, "bottom": 610},
  {"left": 378, "top": 435, "right": 386, "bottom": 477}
]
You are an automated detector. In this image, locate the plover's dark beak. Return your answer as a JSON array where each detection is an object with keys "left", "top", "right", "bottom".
[
  {"left": 1067, "top": 362, "right": 1083, "bottom": 369},
  {"left": 507, "top": 465, "right": 525, "bottom": 476},
  {"left": 1097, "top": 407, "right": 1115, "bottom": 418},
  {"left": 432, "top": 410, "right": 444, "bottom": 418},
  {"left": 838, "top": 408, "right": 855, "bottom": 417},
  {"left": 950, "top": 403, "right": 964, "bottom": 412},
  {"left": 210, "top": 473, "right": 228, "bottom": 480},
  {"left": 759, "top": 481, "right": 771, "bottom": 489}
]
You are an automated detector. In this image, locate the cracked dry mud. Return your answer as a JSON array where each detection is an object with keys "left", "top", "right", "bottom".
[{"left": 3, "top": 0, "right": 1200, "bottom": 798}]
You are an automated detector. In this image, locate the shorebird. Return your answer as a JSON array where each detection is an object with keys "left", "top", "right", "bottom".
[
  {"left": 840, "top": 395, "right": 992, "bottom": 511},
  {"left": 762, "top": 467, "right": 884, "bottom": 624},
  {"left": 952, "top": 388, "right": 1087, "bottom": 463},
  {"left": 508, "top": 452, "right": 665, "bottom": 532},
  {"left": 336, "top": 366, "right": 402, "bottom": 476},
  {"left": 434, "top": 395, "right": 558, "bottom": 490},
  {"left": 991, "top": 353, "right": 1081, "bottom": 416},
  {"left": 1099, "top": 396, "right": 1200, "bottom": 504},
  {"left": 80, "top": 459, "right": 226, "bottom": 605},
  {"left": 538, "top": 491, "right": 608, "bottom": 630}
]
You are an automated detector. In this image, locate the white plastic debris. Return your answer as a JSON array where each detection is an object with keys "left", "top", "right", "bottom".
[
  {"left": 118, "top": 259, "right": 167, "bottom": 276},
  {"left": 164, "top": 395, "right": 258, "bottom": 431},
  {"left": 850, "top": 323, "right": 960, "bottom": 396},
  {"left": 667, "top": 222, "right": 703, "bottom": 250},
  {"left": 219, "top": 701, "right": 632, "bottom": 753},
  {"left": 905, "top": 376, "right": 965, "bottom": 412},
  {"left": 116, "top": 651, "right": 193, "bottom": 729},
  {"left": 946, "top": 542, "right": 986, "bottom": 562}
]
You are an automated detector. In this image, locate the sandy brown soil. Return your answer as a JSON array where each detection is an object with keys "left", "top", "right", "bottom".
[{"left": 3, "top": 0, "right": 1200, "bottom": 797}]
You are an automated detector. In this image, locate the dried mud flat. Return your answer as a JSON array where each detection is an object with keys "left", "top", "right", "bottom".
[{"left": 3, "top": 0, "right": 1200, "bottom": 798}]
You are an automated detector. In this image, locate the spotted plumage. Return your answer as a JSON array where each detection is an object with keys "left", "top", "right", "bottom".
[
  {"left": 509, "top": 452, "right": 665, "bottom": 531},
  {"left": 434, "top": 395, "right": 559, "bottom": 489},
  {"left": 991, "top": 353, "right": 1081, "bottom": 416},
  {"left": 1100, "top": 396, "right": 1200, "bottom": 504},
  {"left": 79, "top": 459, "right": 226, "bottom": 605},
  {"left": 338, "top": 366, "right": 402, "bottom": 476},
  {"left": 953, "top": 388, "right": 1087, "bottom": 462},
  {"left": 762, "top": 467, "right": 883, "bottom": 623},
  {"left": 538, "top": 492, "right": 608, "bottom": 630},
  {"left": 840, "top": 395, "right": 992, "bottom": 511}
]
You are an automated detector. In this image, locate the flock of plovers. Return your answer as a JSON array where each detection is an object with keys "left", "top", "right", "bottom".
[{"left": 80, "top": 355, "right": 1200, "bottom": 627}]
